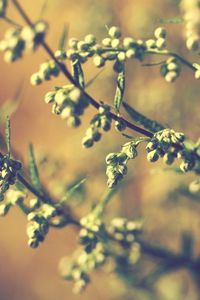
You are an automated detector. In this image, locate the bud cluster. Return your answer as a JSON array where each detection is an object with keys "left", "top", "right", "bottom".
[
  {"left": 26, "top": 203, "right": 59, "bottom": 248},
  {"left": 0, "top": 21, "right": 48, "bottom": 62},
  {"left": 44, "top": 84, "right": 89, "bottom": 127},
  {"left": 59, "top": 26, "right": 148, "bottom": 74},
  {"left": 0, "top": 189, "right": 25, "bottom": 217},
  {"left": 82, "top": 104, "right": 112, "bottom": 148},
  {"left": 146, "top": 129, "right": 197, "bottom": 172},
  {"left": 180, "top": 0, "right": 200, "bottom": 51},
  {"left": 108, "top": 217, "right": 142, "bottom": 244},
  {"left": 106, "top": 141, "right": 138, "bottom": 188},
  {"left": 80, "top": 213, "right": 103, "bottom": 253},
  {"left": 160, "top": 57, "right": 181, "bottom": 82},
  {"left": 61, "top": 243, "right": 106, "bottom": 294},
  {"left": 0, "top": 154, "right": 22, "bottom": 201},
  {"left": 146, "top": 27, "right": 167, "bottom": 50},
  {"left": 30, "top": 60, "right": 60, "bottom": 85}
]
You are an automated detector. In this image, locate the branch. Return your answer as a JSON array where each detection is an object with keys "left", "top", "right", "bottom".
[{"left": 11, "top": 0, "right": 153, "bottom": 138}]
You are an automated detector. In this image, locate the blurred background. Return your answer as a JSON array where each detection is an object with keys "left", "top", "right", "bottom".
[{"left": 0, "top": 0, "right": 200, "bottom": 299}]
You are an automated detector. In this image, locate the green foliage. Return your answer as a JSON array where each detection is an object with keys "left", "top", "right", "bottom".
[
  {"left": 123, "top": 102, "right": 164, "bottom": 133},
  {"left": 28, "top": 144, "right": 43, "bottom": 193},
  {"left": 114, "top": 68, "right": 125, "bottom": 112}
]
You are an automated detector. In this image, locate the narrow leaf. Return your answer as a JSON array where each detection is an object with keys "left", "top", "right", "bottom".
[
  {"left": 5, "top": 116, "right": 11, "bottom": 156},
  {"left": 160, "top": 17, "right": 184, "bottom": 24},
  {"left": 58, "top": 24, "right": 68, "bottom": 51},
  {"left": 28, "top": 144, "right": 43, "bottom": 192},
  {"left": 72, "top": 61, "right": 85, "bottom": 88},
  {"left": 114, "top": 68, "right": 125, "bottom": 112},
  {"left": 39, "top": 0, "right": 49, "bottom": 18},
  {"left": 60, "top": 177, "right": 87, "bottom": 204},
  {"left": 123, "top": 102, "right": 165, "bottom": 133},
  {"left": 85, "top": 69, "right": 104, "bottom": 88},
  {"left": 0, "top": 84, "right": 23, "bottom": 125}
]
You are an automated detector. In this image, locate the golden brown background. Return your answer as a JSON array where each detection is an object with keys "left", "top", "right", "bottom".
[{"left": 0, "top": 0, "right": 200, "bottom": 299}]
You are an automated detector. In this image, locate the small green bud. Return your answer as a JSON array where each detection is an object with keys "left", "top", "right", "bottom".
[
  {"left": 68, "top": 38, "right": 79, "bottom": 49},
  {"left": 0, "top": 40, "right": 7, "bottom": 51},
  {"left": 93, "top": 55, "right": 105, "bottom": 67},
  {"left": 102, "top": 37, "right": 112, "bottom": 47},
  {"left": 44, "top": 91, "right": 55, "bottom": 104},
  {"left": 69, "top": 88, "right": 81, "bottom": 103},
  {"left": 77, "top": 41, "right": 90, "bottom": 52},
  {"left": 84, "top": 34, "right": 96, "bottom": 45},
  {"left": 4, "top": 50, "right": 16, "bottom": 63},
  {"left": 66, "top": 49, "right": 78, "bottom": 60},
  {"left": 156, "top": 38, "right": 166, "bottom": 49},
  {"left": 111, "top": 38, "right": 120, "bottom": 48},
  {"left": 100, "top": 117, "right": 111, "bottom": 131},
  {"left": 105, "top": 153, "right": 117, "bottom": 164},
  {"left": 0, "top": 203, "right": 10, "bottom": 216},
  {"left": 180, "top": 160, "right": 195, "bottom": 172},
  {"left": 30, "top": 73, "right": 42, "bottom": 85},
  {"left": 123, "top": 37, "right": 136, "bottom": 49},
  {"left": 20, "top": 26, "right": 35, "bottom": 42},
  {"left": 54, "top": 89, "right": 68, "bottom": 105},
  {"left": 154, "top": 27, "right": 167, "bottom": 39},
  {"left": 167, "top": 62, "right": 179, "bottom": 71},
  {"left": 60, "top": 106, "right": 73, "bottom": 119},
  {"left": 28, "top": 238, "right": 39, "bottom": 248},
  {"left": 92, "top": 130, "right": 101, "bottom": 142},
  {"left": 115, "top": 119, "right": 126, "bottom": 131},
  {"left": 98, "top": 104, "right": 110, "bottom": 114},
  {"left": 147, "top": 150, "right": 159, "bottom": 162},
  {"left": 34, "top": 20, "right": 47, "bottom": 34},
  {"left": 163, "top": 152, "right": 175, "bottom": 165},
  {"left": 117, "top": 52, "right": 126, "bottom": 62},
  {"left": 82, "top": 137, "right": 94, "bottom": 148},
  {"left": 146, "top": 141, "right": 158, "bottom": 152},
  {"left": 146, "top": 39, "right": 156, "bottom": 49},
  {"left": 126, "top": 49, "right": 136, "bottom": 59},
  {"left": 29, "top": 198, "right": 40, "bottom": 210},
  {"left": 165, "top": 71, "right": 177, "bottom": 83},
  {"left": 195, "top": 69, "right": 200, "bottom": 79},
  {"left": 108, "top": 26, "right": 121, "bottom": 39},
  {"left": 186, "top": 36, "right": 200, "bottom": 51},
  {"left": 54, "top": 50, "right": 67, "bottom": 60},
  {"left": 67, "top": 115, "right": 81, "bottom": 128}
]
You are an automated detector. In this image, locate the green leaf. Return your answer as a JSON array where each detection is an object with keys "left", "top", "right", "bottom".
[
  {"left": 58, "top": 24, "right": 68, "bottom": 51},
  {"left": 0, "top": 85, "right": 22, "bottom": 125},
  {"left": 85, "top": 69, "right": 104, "bottom": 88},
  {"left": 5, "top": 116, "right": 11, "bottom": 156},
  {"left": 72, "top": 61, "right": 85, "bottom": 88},
  {"left": 114, "top": 68, "right": 125, "bottom": 112},
  {"left": 123, "top": 102, "right": 165, "bottom": 133},
  {"left": 28, "top": 144, "right": 43, "bottom": 192},
  {"left": 60, "top": 177, "right": 87, "bottom": 204},
  {"left": 39, "top": 0, "right": 49, "bottom": 18},
  {"left": 159, "top": 17, "right": 184, "bottom": 24}
]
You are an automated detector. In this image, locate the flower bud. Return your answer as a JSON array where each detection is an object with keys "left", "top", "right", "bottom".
[{"left": 108, "top": 26, "right": 121, "bottom": 39}]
